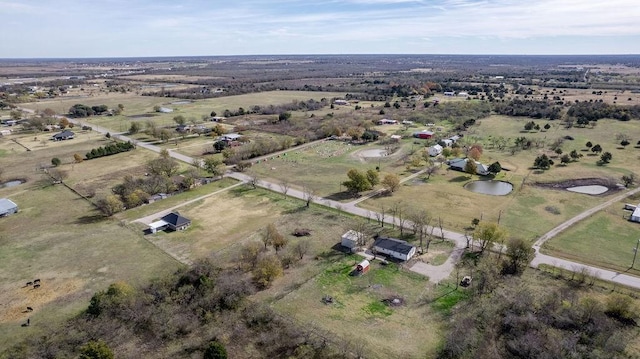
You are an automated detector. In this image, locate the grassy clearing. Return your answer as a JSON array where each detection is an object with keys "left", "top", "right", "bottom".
[{"left": 271, "top": 255, "right": 438, "bottom": 359}]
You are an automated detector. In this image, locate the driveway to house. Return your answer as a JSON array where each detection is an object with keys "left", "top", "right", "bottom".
[{"left": 66, "top": 116, "right": 640, "bottom": 289}]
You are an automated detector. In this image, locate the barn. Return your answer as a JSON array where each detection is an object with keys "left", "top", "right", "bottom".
[
  {"left": 413, "top": 130, "right": 434, "bottom": 139},
  {"left": 373, "top": 236, "right": 416, "bottom": 261},
  {"left": 0, "top": 198, "right": 18, "bottom": 217}
]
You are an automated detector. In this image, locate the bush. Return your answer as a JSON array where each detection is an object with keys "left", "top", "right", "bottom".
[
  {"left": 51, "top": 157, "right": 61, "bottom": 166},
  {"left": 203, "top": 341, "right": 227, "bottom": 359}
]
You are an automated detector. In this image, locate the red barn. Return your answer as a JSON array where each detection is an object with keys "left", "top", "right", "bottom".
[{"left": 413, "top": 130, "right": 434, "bottom": 139}]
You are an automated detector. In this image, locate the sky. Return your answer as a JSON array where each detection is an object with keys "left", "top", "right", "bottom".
[{"left": 2, "top": 0, "right": 640, "bottom": 58}]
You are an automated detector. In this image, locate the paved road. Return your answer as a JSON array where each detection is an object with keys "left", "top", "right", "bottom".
[{"left": 66, "top": 116, "right": 640, "bottom": 289}]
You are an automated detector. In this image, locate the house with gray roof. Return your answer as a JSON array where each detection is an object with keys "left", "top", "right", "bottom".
[{"left": 373, "top": 236, "right": 416, "bottom": 261}]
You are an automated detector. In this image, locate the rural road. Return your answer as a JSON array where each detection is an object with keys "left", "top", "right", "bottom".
[{"left": 66, "top": 116, "right": 640, "bottom": 289}]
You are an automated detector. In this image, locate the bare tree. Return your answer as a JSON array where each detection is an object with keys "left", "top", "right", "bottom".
[
  {"left": 279, "top": 180, "right": 291, "bottom": 197},
  {"left": 392, "top": 201, "right": 407, "bottom": 237},
  {"left": 293, "top": 240, "right": 310, "bottom": 260},
  {"left": 438, "top": 217, "right": 445, "bottom": 241},
  {"left": 409, "top": 209, "right": 430, "bottom": 253},
  {"left": 302, "top": 185, "right": 316, "bottom": 207},
  {"left": 248, "top": 172, "right": 260, "bottom": 189},
  {"left": 352, "top": 219, "right": 370, "bottom": 247}
]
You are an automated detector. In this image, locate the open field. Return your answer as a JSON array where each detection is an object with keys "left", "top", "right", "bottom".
[
  {"left": 542, "top": 205, "right": 640, "bottom": 276},
  {"left": 21, "top": 90, "right": 348, "bottom": 133},
  {"left": 247, "top": 139, "right": 419, "bottom": 199},
  {"left": 0, "top": 184, "right": 181, "bottom": 348}
]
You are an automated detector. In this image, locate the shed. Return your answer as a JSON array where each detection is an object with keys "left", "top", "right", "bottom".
[
  {"left": 341, "top": 230, "right": 363, "bottom": 252},
  {"left": 356, "top": 259, "right": 370, "bottom": 274},
  {"left": 0, "top": 198, "right": 18, "bottom": 217},
  {"left": 428, "top": 144, "right": 443, "bottom": 157},
  {"left": 148, "top": 219, "right": 169, "bottom": 234},
  {"left": 373, "top": 237, "right": 416, "bottom": 261}
]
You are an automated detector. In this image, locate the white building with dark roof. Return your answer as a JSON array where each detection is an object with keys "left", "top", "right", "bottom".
[{"left": 373, "top": 236, "right": 416, "bottom": 261}]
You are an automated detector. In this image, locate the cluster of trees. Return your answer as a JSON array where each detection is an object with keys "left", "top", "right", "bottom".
[
  {"left": 439, "top": 268, "right": 638, "bottom": 358},
  {"left": 4, "top": 259, "right": 351, "bottom": 358},
  {"left": 96, "top": 150, "right": 183, "bottom": 215},
  {"left": 342, "top": 168, "right": 401, "bottom": 196},
  {"left": 568, "top": 101, "right": 640, "bottom": 123},
  {"left": 85, "top": 141, "right": 135, "bottom": 160},
  {"left": 68, "top": 104, "right": 109, "bottom": 118},
  {"left": 493, "top": 99, "right": 562, "bottom": 119}
]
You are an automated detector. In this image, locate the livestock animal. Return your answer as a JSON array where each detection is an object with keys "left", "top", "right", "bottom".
[{"left": 33, "top": 284, "right": 41, "bottom": 289}]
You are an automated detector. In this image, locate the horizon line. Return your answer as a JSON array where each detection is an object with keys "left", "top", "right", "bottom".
[{"left": 1, "top": 53, "right": 640, "bottom": 61}]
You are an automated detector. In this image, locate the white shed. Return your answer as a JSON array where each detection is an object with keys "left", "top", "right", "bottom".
[
  {"left": 0, "top": 198, "right": 18, "bottom": 217},
  {"left": 428, "top": 144, "right": 443, "bottom": 157},
  {"left": 341, "top": 230, "right": 364, "bottom": 252}
]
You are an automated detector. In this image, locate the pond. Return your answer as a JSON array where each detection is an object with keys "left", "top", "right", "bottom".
[
  {"left": 464, "top": 180, "right": 513, "bottom": 196},
  {"left": 566, "top": 185, "right": 608, "bottom": 195},
  {"left": 0, "top": 179, "right": 24, "bottom": 188},
  {"left": 171, "top": 100, "right": 192, "bottom": 105}
]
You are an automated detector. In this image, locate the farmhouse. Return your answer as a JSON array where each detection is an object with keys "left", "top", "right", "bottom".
[
  {"left": 443, "top": 91, "right": 455, "bottom": 96},
  {"left": 447, "top": 158, "right": 490, "bottom": 175},
  {"left": 0, "top": 129, "right": 11, "bottom": 136},
  {"left": 158, "top": 107, "right": 173, "bottom": 113},
  {"left": 148, "top": 212, "right": 191, "bottom": 233},
  {"left": 0, "top": 198, "right": 18, "bottom": 217},
  {"left": 51, "top": 130, "right": 75, "bottom": 141},
  {"left": 413, "top": 130, "right": 434, "bottom": 139},
  {"left": 341, "top": 230, "right": 364, "bottom": 252},
  {"left": 377, "top": 118, "right": 397, "bottom": 125},
  {"left": 428, "top": 144, "right": 443, "bottom": 157},
  {"left": 373, "top": 237, "right": 416, "bottom": 261},
  {"left": 220, "top": 133, "right": 243, "bottom": 142},
  {"left": 333, "top": 99, "right": 349, "bottom": 106}
]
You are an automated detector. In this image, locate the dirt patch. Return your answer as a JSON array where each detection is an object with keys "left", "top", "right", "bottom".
[
  {"left": 532, "top": 177, "right": 622, "bottom": 194},
  {"left": 1, "top": 277, "right": 84, "bottom": 323}
]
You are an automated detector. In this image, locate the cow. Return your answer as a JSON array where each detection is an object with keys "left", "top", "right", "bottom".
[{"left": 33, "top": 284, "right": 41, "bottom": 289}]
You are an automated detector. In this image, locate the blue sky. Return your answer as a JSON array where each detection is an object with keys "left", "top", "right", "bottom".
[{"left": 2, "top": 0, "right": 639, "bottom": 58}]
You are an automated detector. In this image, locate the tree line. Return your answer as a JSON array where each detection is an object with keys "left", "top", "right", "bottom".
[{"left": 85, "top": 141, "right": 135, "bottom": 160}]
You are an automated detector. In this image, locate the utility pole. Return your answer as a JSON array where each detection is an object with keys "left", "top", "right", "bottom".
[{"left": 632, "top": 239, "right": 640, "bottom": 269}]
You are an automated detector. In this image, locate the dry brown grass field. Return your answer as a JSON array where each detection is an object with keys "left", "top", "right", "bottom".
[{"left": 0, "top": 178, "right": 180, "bottom": 349}]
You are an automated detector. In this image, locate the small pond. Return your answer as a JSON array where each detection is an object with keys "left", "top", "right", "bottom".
[
  {"left": 0, "top": 179, "right": 24, "bottom": 188},
  {"left": 566, "top": 185, "right": 608, "bottom": 195},
  {"left": 465, "top": 180, "right": 513, "bottom": 196},
  {"left": 171, "top": 100, "right": 192, "bottom": 105}
]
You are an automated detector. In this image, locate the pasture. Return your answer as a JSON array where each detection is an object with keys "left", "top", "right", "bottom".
[
  {"left": 363, "top": 114, "right": 640, "bottom": 244},
  {"left": 247, "top": 139, "right": 419, "bottom": 199},
  {"left": 0, "top": 184, "right": 180, "bottom": 348},
  {"left": 21, "top": 90, "right": 348, "bottom": 134}
]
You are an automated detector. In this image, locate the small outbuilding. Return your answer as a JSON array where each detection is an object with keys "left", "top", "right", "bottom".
[
  {"left": 0, "top": 198, "right": 18, "bottom": 217},
  {"left": 373, "top": 236, "right": 416, "bottom": 261},
  {"left": 356, "top": 259, "right": 370, "bottom": 274},
  {"left": 428, "top": 144, "right": 443, "bottom": 157},
  {"left": 341, "top": 230, "right": 364, "bottom": 252}
]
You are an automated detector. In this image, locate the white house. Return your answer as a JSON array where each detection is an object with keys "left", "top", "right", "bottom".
[
  {"left": 341, "top": 230, "right": 364, "bottom": 252},
  {"left": 377, "top": 118, "right": 397, "bottom": 125},
  {"left": 443, "top": 91, "right": 455, "bottom": 96},
  {"left": 0, "top": 198, "right": 18, "bottom": 217},
  {"left": 333, "top": 100, "right": 349, "bottom": 106},
  {"left": 220, "top": 133, "right": 243, "bottom": 142},
  {"left": 428, "top": 144, "right": 443, "bottom": 157},
  {"left": 631, "top": 204, "right": 640, "bottom": 222},
  {"left": 373, "top": 237, "right": 416, "bottom": 261}
]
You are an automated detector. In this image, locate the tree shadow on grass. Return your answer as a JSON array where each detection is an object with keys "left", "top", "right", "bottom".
[
  {"left": 325, "top": 191, "right": 356, "bottom": 201},
  {"left": 449, "top": 176, "right": 469, "bottom": 183},
  {"left": 75, "top": 214, "right": 106, "bottom": 224}
]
